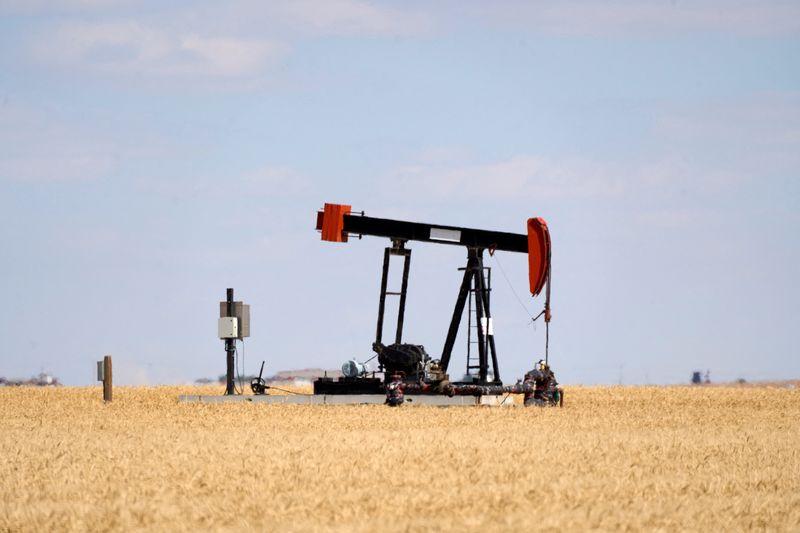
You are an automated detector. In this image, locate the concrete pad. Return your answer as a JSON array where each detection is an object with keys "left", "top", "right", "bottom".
[{"left": 178, "top": 394, "right": 517, "bottom": 406}]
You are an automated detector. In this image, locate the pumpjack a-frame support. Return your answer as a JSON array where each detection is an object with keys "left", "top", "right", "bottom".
[
  {"left": 374, "top": 239, "right": 412, "bottom": 350},
  {"left": 440, "top": 247, "right": 500, "bottom": 384},
  {"left": 372, "top": 242, "right": 499, "bottom": 385}
]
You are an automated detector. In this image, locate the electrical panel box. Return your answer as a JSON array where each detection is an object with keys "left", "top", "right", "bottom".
[
  {"left": 219, "top": 301, "right": 250, "bottom": 338},
  {"left": 218, "top": 316, "right": 239, "bottom": 339}
]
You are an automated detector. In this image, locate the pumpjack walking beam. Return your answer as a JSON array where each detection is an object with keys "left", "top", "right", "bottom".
[
  {"left": 316, "top": 203, "right": 551, "bottom": 385},
  {"left": 317, "top": 206, "right": 529, "bottom": 252}
]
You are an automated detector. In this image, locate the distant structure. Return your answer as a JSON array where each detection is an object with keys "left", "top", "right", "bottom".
[
  {"left": 198, "top": 368, "right": 343, "bottom": 386},
  {"left": 691, "top": 370, "right": 711, "bottom": 385},
  {"left": 0, "top": 372, "right": 61, "bottom": 387},
  {"left": 271, "top": 368, "right": 343, "bottom": 382}
]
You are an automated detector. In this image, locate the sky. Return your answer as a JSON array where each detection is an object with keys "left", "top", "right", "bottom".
[{"left": 0, "top": 0, "right": 798, "bottom": 386}]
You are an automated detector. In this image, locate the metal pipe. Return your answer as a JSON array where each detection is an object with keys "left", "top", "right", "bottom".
[
  {"left": 225, "top": 288, "right": 235, "bottom": 395},
  {"left": 477, "top": 263, "right": 501, "bottom": 384},
  {"left": 440, "top": 250, "right": 479, "bottom": 372},
  {"left": 472, "top": 250, "right": 488, "bottom": 384},
  {"left": 385, "top": 368, "right": 562, "bottom": 407},
  {"left": 395, "top": 249, "right": 411, "bottom": 344},
  {"left": 375, "top": 248, "right": 391, "bottom": 349}
]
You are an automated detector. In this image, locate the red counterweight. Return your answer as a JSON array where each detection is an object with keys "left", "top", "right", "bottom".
[
  {"left": 527, "top": 217, "right": 551, "bottom": 298},
  {"left": 317, "top": 203, "right": 351, "bottom": 242}
]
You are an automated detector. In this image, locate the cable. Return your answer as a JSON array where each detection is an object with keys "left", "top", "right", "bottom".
[
  {"left": 240, "top": 338, "right": 246, "bottom": 394},
  {"left": 499, "top": 391, "right": 513, "bottom": 406},
  {"left": 544, "top": 263, "right": 552, "bottom": 365},
  {"left": 233, "top": 343, "right": 241, "bottom": 395},
  {"left": 233, "top": 341, "right": 245, "bottom": 395},
  {"left": 490, "top": 253, "right": 535, "bottom": 322},
  {"left": 545, "top": 321, "right": 550, "bottom": 366},
  {"left": 265, "top": 385, "right": 312, "bottom": 396},
  {"left": 490, "top": 250, "right": 553, "bottom": 367},
  {"left": 221, "top": 340, "right": 243, "bottom": 396}
]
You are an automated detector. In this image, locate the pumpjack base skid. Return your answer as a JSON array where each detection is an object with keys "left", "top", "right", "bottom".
[
  {"left": 313, "top": 376, "right": 383, "bottom": 395},
  {"left": 313, "top": 376, "right": 504, "bottom": 395},
  {"left": 179, "top": 394, "right": 515, "bottom": 406}
]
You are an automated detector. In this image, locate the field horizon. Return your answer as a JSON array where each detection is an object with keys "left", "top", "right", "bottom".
[{"left": 2, "top": 385, "right": 798, "bottom": 531}]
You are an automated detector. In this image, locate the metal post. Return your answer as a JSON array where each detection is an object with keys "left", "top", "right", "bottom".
[
  {"left": 225, "top": 288, "right": 235, "bottom": 395},
  {"left": 440, "top": 249, "right": 479, "bottom": 372},
  {"left": 103, "top": 355, "right": 112, "bottom": 402},
  {"left": 394, "top": 247, "right": 411, "bottom": 345},
  {"left": 478, "top": 264, "right": 501, "bottom": 384},
  {"left": 472, "top": 252, "right": 488, "bottom": 383},
  {"left": 375, "top": 248, "right": 391, "bottom": 349}
]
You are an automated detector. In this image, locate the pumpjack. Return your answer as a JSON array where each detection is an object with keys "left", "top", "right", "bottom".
[{"left": 312, "top": 203, "right": 560, "bottom": 406}]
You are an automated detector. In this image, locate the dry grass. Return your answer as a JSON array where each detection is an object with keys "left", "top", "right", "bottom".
[{"left": 1, "top": 385, "right": 798, "bottom": 532}]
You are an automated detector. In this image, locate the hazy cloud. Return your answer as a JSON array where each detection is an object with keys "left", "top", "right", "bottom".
[
  {"left": 383, "top": 93, "right": 797, "bottom": 211},
  {"left": 0, "top": 154, "right": 115, "bottom": 183},
  {"left": 134, "top": 164, "right": 314, "bottom": 200},
  {"left": 656, "top": 93, "right": 800, "bottom": 150},
  {"left": 0, "top": 0, "right": 129, "bottom": 15},
  {"left": 388, "top": 154, "right": 626, "bottom": 202},
  {"left": 465, "top": 1, "right": 800, "bottom": 36},
  {"left": 31, "top": 20, "right": 284, "bottom": 78},
  {"left": 7, "top": 1, "right": 799, "bottom": 45},
  {"left": 239, "top": 166, "right": 315, "bottom": 196},
  {"left": 633, "top": 207, "right": 718, "bottom": 230},
  {"left": 273, "top": 0, "right": 431, "bottom": 37},
  {"left": 0, "top": 103, "right": 118, "bottom": 183},
  {"left": 381, "top": 150, "right": 754, "bottom": 235}
]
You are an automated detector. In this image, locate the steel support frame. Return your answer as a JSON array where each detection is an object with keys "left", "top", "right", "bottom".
[
  {"left": 440, "top": 247, "right": 501, "bottom": 385},
  {"left": 374, "top": 240, "right": 412, "bottom": 352}
]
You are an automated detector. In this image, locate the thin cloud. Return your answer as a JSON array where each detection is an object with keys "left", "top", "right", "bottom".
[
  {"left": 273, "top": 0, "right": 432, "bottom": 37},
  {"left": 634, "top": 207, "right": 717, "bottom": 230},
  {"left": 0, "top": 0, "right": 128, "bottom": 15},
  {"left": 134, "top": 165, "right": 314, "bottom": 199},
  {"left": 239, "top": 166, "right": 315, "bottom": 196},
  {"left": 9, "top": 1, "right": 432, "bottom": 38},
  {"left": 388, "top": 154, "right": 625, "bottom": 202},
  {"left": 656, "top": 93, "right": 800, "bottom": 149},
  {"left": 0, "top": 154, "right": 115, "bottom": 183},
  {"left": 459, "top": 0, "right": 800, "bottom": 36},
  {"left": 380, "top": 150, "right": 759, "bottom": 233},
  {"left": 31, "top": 20, "right": 285, "bottom": 79},
  {"left": 8, "top": 1, "right": 799, "bottom": 40},
  {"left": 653, "top": 93, "right": 800, "bottom": 183},
  {"left": 0, "top": 103, "right": 118, "bottom": 183}
]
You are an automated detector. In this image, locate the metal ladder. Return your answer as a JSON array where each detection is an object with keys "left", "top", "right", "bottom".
[{"left": 465, "top": 266, "right": 491, "bottom": 379}]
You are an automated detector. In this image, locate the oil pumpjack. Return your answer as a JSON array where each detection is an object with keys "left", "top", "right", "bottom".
[{"left": 312, "top": 203, "right": 560, "bottom": 406}]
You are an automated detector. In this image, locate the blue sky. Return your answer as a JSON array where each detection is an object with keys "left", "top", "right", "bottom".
[{"left": 1, "top": 1, "right": 798, "bottom": 386}]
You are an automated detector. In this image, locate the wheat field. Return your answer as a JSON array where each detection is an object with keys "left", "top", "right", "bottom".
[{"left": 1, "top": 385, "right": 798, "bottom": 532}]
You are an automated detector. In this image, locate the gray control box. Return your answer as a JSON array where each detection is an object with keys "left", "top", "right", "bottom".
[{"left": 219, "top": 301, "right": 250, "bottom": 339}]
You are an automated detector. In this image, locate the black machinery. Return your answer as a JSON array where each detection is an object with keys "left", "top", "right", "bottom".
[
  {"left": 251, "top": 361, "right": 268, "bottom": 395},
  {"left": 312, "top": 203, "right": 560, "bottom": 405}
]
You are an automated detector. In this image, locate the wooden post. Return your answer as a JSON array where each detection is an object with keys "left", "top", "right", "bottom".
[{"left": 103, "top": 355, "right": 112, "bottom": 402}]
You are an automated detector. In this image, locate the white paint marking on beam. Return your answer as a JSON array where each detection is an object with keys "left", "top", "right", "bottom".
[{"left": 430, "top": 227, "right": 461, "bottom": 242}]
